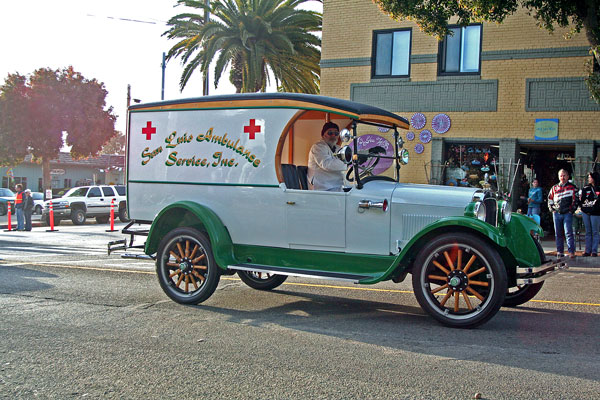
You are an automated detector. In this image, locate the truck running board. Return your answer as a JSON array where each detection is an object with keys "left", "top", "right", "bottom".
[{"left": 228, "top": 263, "right": 370, "bottom": 283}]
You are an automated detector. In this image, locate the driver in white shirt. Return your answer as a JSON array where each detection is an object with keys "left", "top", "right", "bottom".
[{"left": 307, "top": 122, "right": 347, "bottom": 191}]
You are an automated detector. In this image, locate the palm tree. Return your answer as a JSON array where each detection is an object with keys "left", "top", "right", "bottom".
[{"left": 164, "top": 0, "right": 322, "bottom": 93}]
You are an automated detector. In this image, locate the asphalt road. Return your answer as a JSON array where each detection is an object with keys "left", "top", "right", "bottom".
[{"left": 1, "top": 224, "right": 599, "bottom": 399}]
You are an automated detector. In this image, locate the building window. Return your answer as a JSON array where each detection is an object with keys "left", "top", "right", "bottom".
[
  {"left": 438, "top": 24, "right": 482, "bottom": 75},
  {"left": 372, "top": 28, "right": 412, "bottom": 78},
  {"left": 64, "top": 178, "right": 72, "bottom": 188}
]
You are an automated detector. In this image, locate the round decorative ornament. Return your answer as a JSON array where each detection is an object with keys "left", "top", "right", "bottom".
[
  {"left": 414, "top": 143, "right": 424, "bottom": 154},
  {"left": 377, "top": 126, "right": 390, "bottom": 133},
  {"left": 406, "top": 131, "right": 415, "bottom": 141},
  {"left": 410, "top": 113, "right": 426, "bottom": 130},
  {"left": 419, "top": 129, "right": 432, "bottom": 144},
  {"left": 431, "top": 113, "right": 451, "bottom": 134}
]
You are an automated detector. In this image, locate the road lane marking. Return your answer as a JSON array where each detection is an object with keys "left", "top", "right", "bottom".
[{"left": 2, "top": 261, "right": 599, "bottom": 308}]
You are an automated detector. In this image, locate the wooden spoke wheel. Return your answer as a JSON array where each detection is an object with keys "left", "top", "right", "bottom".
[
  {"left": 503, "top": 282, "right": 544, "bottom": 307},
  {"left": 237, "top": 270, "right": 287, "bottom": 291},
  {"left": 412, "top": 233, "right": 507, "bottom": 328},
  {"left": 156, "top": 228, "right": 220, "bottom": 304}
]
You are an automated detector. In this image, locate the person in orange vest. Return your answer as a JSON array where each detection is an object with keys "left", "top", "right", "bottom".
[{"left": 14, "top": 184, "right": 25, "bottom": 231}]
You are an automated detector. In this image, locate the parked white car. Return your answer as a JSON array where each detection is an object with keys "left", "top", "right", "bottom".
[
  {"left": 31, "top": 191, "right": 45, "bottom": 214},
  {"left": 42, "top": 185, "right": 128, "bottom": 225}
]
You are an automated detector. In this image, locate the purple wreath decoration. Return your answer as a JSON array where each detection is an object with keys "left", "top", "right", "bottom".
[
  {"left": 414, "top": 143, "right": 424, "bottom": 154},
  {"left": 432, "top": 113, "right": 451, "bottom": 134},
  {"left": 410, "top": 113, "right": 426, "bottom": 130},
  {"left": 419, "top": 129, "right": 432, "bottom": 144},
  {"left": 377, "top": 126, "right": 390, "bottom": 133},
  {"left": 406, "top": 131, "right": 415, "bottom": 141}
]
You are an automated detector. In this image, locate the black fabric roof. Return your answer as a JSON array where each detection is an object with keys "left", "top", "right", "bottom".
[{"left": 130, "top": 92, "right": 407, "bottom": 125}]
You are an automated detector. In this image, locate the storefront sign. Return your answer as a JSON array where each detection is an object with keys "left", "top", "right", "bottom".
[
  {"left": 534, "top": 119, "right": 559, "bottom": 141},
  {"left": 50, "top": 169, "right": 66, "bottom": 175}
]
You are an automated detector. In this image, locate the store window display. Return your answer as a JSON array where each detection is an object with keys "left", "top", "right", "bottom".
[{"left": 443, "top": 144, "right": 499, "bottom": 190}]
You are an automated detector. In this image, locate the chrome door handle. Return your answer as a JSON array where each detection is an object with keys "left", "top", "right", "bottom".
[
  {"left": 358, "top": 199, "right": 388, "bottom": 211},
  {"left": 286, "top": 201, "right": 296, "bottom": 205}
]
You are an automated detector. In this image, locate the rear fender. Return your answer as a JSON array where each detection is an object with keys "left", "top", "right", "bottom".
[{"left": 145, "top": 201, "right": 236, "bottom": 270}]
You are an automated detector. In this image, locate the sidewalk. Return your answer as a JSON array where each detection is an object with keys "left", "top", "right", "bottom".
[{"left": 541, "top": 238, "right": 600, "bottom": 268}]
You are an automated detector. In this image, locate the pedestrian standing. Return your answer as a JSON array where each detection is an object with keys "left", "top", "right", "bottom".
[
  {"left": 22, "top": 189, "right": 34, "bottom": 231},
  {"left": 548, "top": 169, "right": 578, "bottom": 258},
  {"left": 527, "top": 178, "right": 543, "bottom": 218},
  {"left": 14, "top": 184, "right": 24, "bottom": 231},
  {"left": 579, "top": 171, "right": 600, "bottom": 257}
]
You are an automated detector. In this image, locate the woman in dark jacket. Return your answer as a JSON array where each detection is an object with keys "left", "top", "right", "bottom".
[
  {"left": 580, "top": 171, "right": 600, "bottom": 256},
  {"left": 23, "top": 189, "right": 34, "bottom": 231}
]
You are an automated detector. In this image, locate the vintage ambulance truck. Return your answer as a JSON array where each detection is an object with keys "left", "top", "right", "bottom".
[{"left": 111, "top": 93, "right": 566, "bottom": 328}]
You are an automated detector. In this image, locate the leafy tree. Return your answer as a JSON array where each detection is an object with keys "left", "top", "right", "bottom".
[
  {"left": 164, "top": 0, "right": 322, "bottom": 93},
  {"left": 101, "top": 131, "right": 126, "bottom": 155},
  {"left": 0, "top": 67, "right": 116, "bottom": 191},
  {"left": 372, "top": 0, "right": 600, "bottom": 103}
]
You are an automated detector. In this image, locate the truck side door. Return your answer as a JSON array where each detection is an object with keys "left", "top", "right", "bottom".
[
  {"left": 285, "top": 189, "right": 346, "bottom": 251},
  {"left": 101, "top": 186, "right": 117, "bottom": 214},
  {"left": 86, "top": 186, "right": 104, "bottom": 215}
]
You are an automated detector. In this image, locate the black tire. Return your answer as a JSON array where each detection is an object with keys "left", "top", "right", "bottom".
[
  {"left": 96, "top": 215, "right": 109, "bottom": 224},
  {"left": 118, "top": 206, "right": 129, "bottom": 222},
  {"left": 71, "top": 209, "right": 86, "bottom": 225},
  {"left": 412, "top": 232, "right": 507, "bottom": 328},
  {"left": 237, "top": 271, "right": 287, "bottom": 290},
  {"left": 503, "top": 282, "right": 544, "bottom": 307},
  {"left": 0, "top": 203, "right": 6, "bottom": 216},
  {"left": 156, "top": 228, "right": 220, "bottom": 304},
  {"left": 35, "top": 205, "right": 43, "bottom": 215}
]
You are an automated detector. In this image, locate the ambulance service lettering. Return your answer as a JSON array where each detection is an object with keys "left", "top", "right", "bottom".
[{"left": 139, "top": 126, "right": 261, "bottom": 168}]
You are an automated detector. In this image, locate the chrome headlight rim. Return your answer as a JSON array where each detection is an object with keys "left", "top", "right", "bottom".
[{"left": 474, "top": 201, "right": 486, "bottom": 222}]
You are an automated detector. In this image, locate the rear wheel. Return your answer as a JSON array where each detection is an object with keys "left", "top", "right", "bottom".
[
  {"left": 237, "top": 271, "right": 287, "bottom": 290},
  {"left": 412, "top": 233, "right": 507, "bottom": 328},
  {"left": 119, "top": 205, "right": 129, "bottom": 222},
  {"left": 503, "top": 282, "right": 544, "bottom": 307},
  {"left": 156, "top": 228, "right": 220, "bottom": 304}
]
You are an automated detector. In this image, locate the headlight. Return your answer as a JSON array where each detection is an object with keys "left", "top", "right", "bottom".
[
  {"left": 474, "top": 201, "right": 486, "bottom": 222},
  {"left": 500, "top": 201, "right": 512, "bottom": 224}
]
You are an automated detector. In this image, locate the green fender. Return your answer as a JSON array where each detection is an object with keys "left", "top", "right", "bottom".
[
  {"left": 361, "top": 214, "right": 543, "bottom": 284},
  {"left": 145, "top": 201, "right": 237, "bottom": 270},
  {"left": 361, "top": 216, "right": 506, "bottom": 284}
]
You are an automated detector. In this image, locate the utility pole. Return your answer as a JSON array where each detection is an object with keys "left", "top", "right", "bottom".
[{"left": 203, "top": 0, "right": 210, "bottom": 96}]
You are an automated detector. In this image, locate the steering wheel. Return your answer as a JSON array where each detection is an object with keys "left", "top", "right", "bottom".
[{"left": 345, "top": 147, "right": 383, "bottom": 182}]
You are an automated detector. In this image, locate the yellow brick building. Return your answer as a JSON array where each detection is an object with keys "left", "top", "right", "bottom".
[{"left": 320, "top": 0, "right": 599, "bottom": 218}]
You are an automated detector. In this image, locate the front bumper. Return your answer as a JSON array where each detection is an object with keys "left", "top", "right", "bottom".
[
  {"left": 516, "top": 256, "right": 568, "bottom": 285},
  {"left": 42, "top": 208, "right": 71, "bottom": 219}
]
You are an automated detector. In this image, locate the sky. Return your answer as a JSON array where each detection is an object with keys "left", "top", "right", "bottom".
[{"left": 0, "top": 0, "right": 322, "bottom": 135}]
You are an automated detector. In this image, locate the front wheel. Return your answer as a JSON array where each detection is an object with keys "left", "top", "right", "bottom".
[
  {"left": 35, "top": 205, "right": 43, "bottom": 215},
  {"left": 412, "top": 233, "right": 507, "bottom": 328},
  {"left": 71, "top": 209, "right": 86, "bottom": 225},
  {"left": 0, "top": 203, "right": 6, "bottom": 216},
  {"left": 156, "top": 228, "right": 220, "bottom": 304},
  {"left": 503, "top": 282, "right": 544, "bottom": 307},
  {"left": 237, "top": 271, "right": 287, "bottom": 290}
]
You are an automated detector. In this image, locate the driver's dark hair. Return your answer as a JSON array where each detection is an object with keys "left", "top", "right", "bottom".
[{"left": 321, "top": 122, "right": 339, "bottom": 136}]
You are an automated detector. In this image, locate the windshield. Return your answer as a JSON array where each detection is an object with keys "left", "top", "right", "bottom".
[{"left": 65, "top": 187, "right": 89, "bottom": 197}]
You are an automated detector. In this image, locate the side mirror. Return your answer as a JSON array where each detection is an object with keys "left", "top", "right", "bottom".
[
  {"left": 336, "top": 145, "right": 353, "bottom": 164},
  {"left": 339, "top": 128, "right": 352, "bottom": 143},
  {"left": 399, "top": 149, "right": 409, "bottom": 165}
]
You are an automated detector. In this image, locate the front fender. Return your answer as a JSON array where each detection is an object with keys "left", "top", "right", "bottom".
[
  {"left": 361, "top": 216, "right": 507, "bottom": 284},
  {"left": 501, "top": 213, "right": 543, "bottom": 267},
  {"left": 145, "top": 201, "right": 236, "bottom": 269}
]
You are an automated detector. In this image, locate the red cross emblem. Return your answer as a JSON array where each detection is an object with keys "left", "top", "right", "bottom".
[
  {"left": 244, "top": 119, "right": 261, "bottom": 140},
  {"left": 142, "top": 121, "right": 156, "bottom": 140}
]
